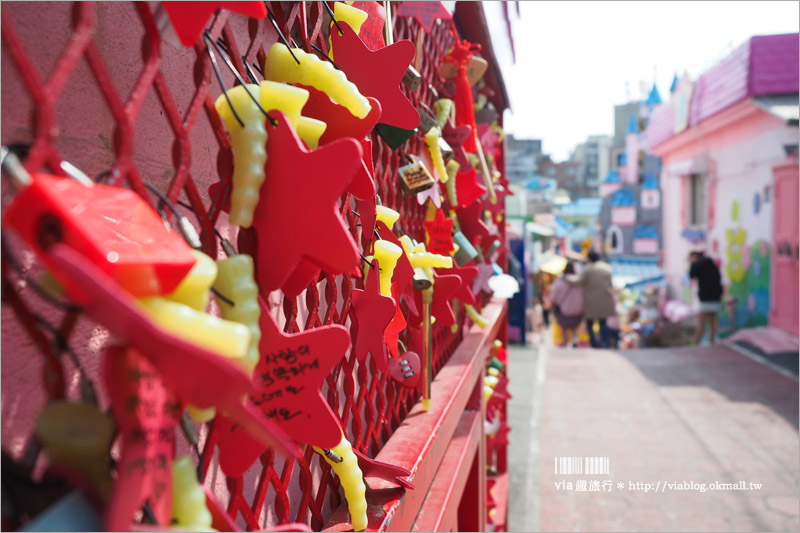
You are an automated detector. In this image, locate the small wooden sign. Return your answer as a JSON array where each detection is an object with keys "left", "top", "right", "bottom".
[
  {"left": 439, "top": 56, "right": 489, "bottom": 86},
  {"left": 399, "top": 161, "right": 435, "bottom": 195}
]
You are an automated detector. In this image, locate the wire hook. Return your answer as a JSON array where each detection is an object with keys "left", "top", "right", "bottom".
[
  {"left": 203, "top": 31, "right": 277, "bottom": 127},
  {"left": 321, "top": 1, "right": 344, "bottom": 36},
  {"left": 264, "top": 4, "right": 301, "bottom": 65}
]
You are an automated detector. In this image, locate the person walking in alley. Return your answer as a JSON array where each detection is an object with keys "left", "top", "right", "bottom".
[
  {"left": 569, "top": 250, "right": 616, "bottom": 348},
  {"left": 549, "top": 262, "right": 584, "bottom": 347},
  {"left": 689, "top": 251, "right": 723, "bottom": 344}
]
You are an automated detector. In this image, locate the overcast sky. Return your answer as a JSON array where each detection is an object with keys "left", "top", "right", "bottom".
[{"left": 497, "top": 1, "right": 799, "bottom": 161}]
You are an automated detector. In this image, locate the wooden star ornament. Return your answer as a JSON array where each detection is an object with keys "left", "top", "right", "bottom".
[
  {"left": 448, "top": 264, "right": 479, "bottom": 306},
  {"left": 330, "top": 23, "right": 420, "bottom": 130},
  {"left": 411, "top": 271, "right": 462, "bottom": 328},
  {"left": 237, "top": 111, "right": 362, "bottom": 292},
  {"left": 215, "top": 298, "right": 349, "bottom": 477},
  {"left": 456, "top": 199, "right": 495, "bottom": 256},
  {"left": 442, "top": 121, "right": 472, "bottom": 168},
  {"left": 351, "top": 259, "right": 396, "bottom": 372},
  {"left": 424, "top": 209, "right": 455, "bottom": 255},
  {"left": 455, "top": 168, "right": 487, "bottom": 208}
]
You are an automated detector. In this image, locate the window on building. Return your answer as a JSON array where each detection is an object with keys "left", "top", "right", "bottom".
[
  {"left": 547, "top": 168, "right": 556, "bottom": 176},
  {"left": 688, "top": 173, "right": 706, "bottom": 227},
  {"left": 606, "top": 225, "right": 624, "bottom": 255}
]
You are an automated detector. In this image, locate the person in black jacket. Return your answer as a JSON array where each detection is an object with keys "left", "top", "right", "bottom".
[{"left": 689, "top": 251, "right": 723, "bottom": 344}]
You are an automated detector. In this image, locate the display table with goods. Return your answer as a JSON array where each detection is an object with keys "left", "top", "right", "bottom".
[{"left": 0, "top": 1, "right": 513, "bottom": 531}]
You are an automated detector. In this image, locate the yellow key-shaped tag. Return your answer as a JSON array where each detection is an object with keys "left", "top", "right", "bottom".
[
  {"left": 314, "top": 433, "right": 367, "bottom": 532},
  {"left": 172, "top": 455, "right": 215, "bottom": 531},
  {"left": 264, "top": 43, "right": 371, "bottom": 119}
]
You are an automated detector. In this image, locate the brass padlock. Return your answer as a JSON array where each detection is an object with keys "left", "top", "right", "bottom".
[
  {"left": 438, "top": 136, "right": 454, "bottom": 162},
  {"left": 417, "top": 107, "right": 438, "bottom": 135},
  {"left": 403, "top": 65, "right": 422, "bottom": 92},
  {"left": 453, "top": 231, "right": 479, "bottom": 266},
  {"left": 399, "top": 160, "right": 435, "bottom": 195}
]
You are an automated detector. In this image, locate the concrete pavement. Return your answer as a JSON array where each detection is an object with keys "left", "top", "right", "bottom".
[{"left": 506, "top": 342, "right": 799, "bottom": 532}]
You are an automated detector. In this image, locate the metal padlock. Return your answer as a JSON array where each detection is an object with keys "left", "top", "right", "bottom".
[
  {"left": 412, "top": 267, "right": 433, "bottom": 290},
  {"left": 417, "top": 107, "right": 438, "bottom": 135},
  {"left": 376, "top": 123, "right": 418, "bottom": 151},
  {"left": 403, "top": 65, "right": 422, "bottom": 92},
  {"left": 398, "top": 161, "right": 435, "bottom": 195},
  {"left": 452, "top": 231, "right": 479, "bottom": 266},
  {"left": 438, "top": 136, "right": 454, "bottom": 162},
  {"left": 486, "top": 239, "right": 502, "bottom": 259}
]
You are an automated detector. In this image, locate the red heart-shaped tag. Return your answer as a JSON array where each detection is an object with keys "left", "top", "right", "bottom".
[{"left": 388, "top": 352, "right": 421, "bottom": 388}]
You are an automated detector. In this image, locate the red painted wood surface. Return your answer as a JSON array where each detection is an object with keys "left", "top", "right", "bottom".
[{"left": 410, "top": 409, "right": 484, "bottom": 532}]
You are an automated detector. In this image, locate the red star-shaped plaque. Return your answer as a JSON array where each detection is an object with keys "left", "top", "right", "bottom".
[
  {"left": 456, "top": 199, "right": 494, "bottom": 256},
  {"left": 448, "top": 264, "right": 479, "bottom": 306},
  {"left": 46, "top": 244, "right": 300, "bottom": 461},
  {"left": 351, "top": 259, "right": 396, "bottom": 372},
  {"left": 162, "top": 2, "right": 266, "bottom": 47},
  {"left": 249, "top": 111, "right": 361, "bottom": 292},
  {"left": 472, "top": 262, "right": 495, "bottom": 296},
  {"left": 298, "top": 88, "right": 382, "bottom": 201},
  {"left": 396, "top": 1, "right": 452, "bottom": 33},
  {"left": 424, "top": 209, "right": 455, "bottom": 255},
  {"left": 455, "top": 168, "right": 487, "bottom": 208},
  {"left": 442, "top": 121, "right": 472, "bottom": 168},
  {"left": 384, "top": 288, "right": 408, "bottom": 358},
  {"left": 476, "top": 122, "right": 500, "bottom": 158},
  {"left": 330, "top": 24, "right": 419, "bottom": 131},
  {"left": 215, "top": 298, "right": 348, "bottom": 476},
  {"left": 412, "top": 271, "right": 462, "bottom": 328}
]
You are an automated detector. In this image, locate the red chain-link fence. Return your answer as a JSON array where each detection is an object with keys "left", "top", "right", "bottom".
[{"left": 0, "top": 2, "right": 485, "bottom": 530}]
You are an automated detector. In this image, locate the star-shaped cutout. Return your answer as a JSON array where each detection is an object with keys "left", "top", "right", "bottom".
[
  {"left": 46, "top": 244, "right": 300, "bottom": 462},
  {"left": 424, "top": 209, "right": 455, "bottom": 255},
  {"left": 384, "top": 295, "right": 407, "bottom": 358},
  {"left": 472, "top": 262, "right": 495, "bottom": 296},
  {"left": 162, "top": 2, "right": 266, "bottom": 47},
  {"left": 448, "top": 264, "right": 479, "bottom": 306},
  {"left": 216, "top": 298, "right": 349, "bottom": 477},
  {"left": 442, "top": 122, "right": 472, "bottom": 168},
  {"left": 351, "top": 259, "right": 396, "bottom": 372},
  {"left": 249, "top": 111, "right": 361, "bottom": 292},
  {"left": 456, "top": 199, "right": 494, "bottom": 256},
  {"left": 395, "top": 1, "right": 452, "bottom": 33},
  {"left": 330, "top": 23, "right": 419, "bottom": 130},
  {"left": 476, "top": 122, "right": 500, "bottom": 157},
  {"left": 297, "top": 89, "right": 382, "bottom": 201},
  {"left": 455, "top": 168, "right": 487, "bottom": 208},
  {"left": 412, "top": 271, "right": 461, "bottom": 328}
]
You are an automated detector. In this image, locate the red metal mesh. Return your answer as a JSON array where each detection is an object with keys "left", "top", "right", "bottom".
[{"left": 0, "top": 2, "right": 472, "bottom": 530}]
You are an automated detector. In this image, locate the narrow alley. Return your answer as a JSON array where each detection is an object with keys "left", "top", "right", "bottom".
[{"left": 507, "top": 343, "right": 799, "bottom": 532}]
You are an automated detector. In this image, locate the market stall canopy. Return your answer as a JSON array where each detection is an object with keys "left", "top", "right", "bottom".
[
  {"left": 526, "top": 222, "right": 554, "bottom": 237},
  {"left": 609, "top": 256, "right": 664, "bottom": 289}
]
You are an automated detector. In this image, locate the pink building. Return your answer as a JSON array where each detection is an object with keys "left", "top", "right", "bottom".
[{"left": 647, "top": 33, "right": 799, "bottom": 336}]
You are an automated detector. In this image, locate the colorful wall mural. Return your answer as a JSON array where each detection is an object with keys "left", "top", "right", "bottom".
[{"left": 717, "top": 199, "right": 771, "bottom": 336}]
